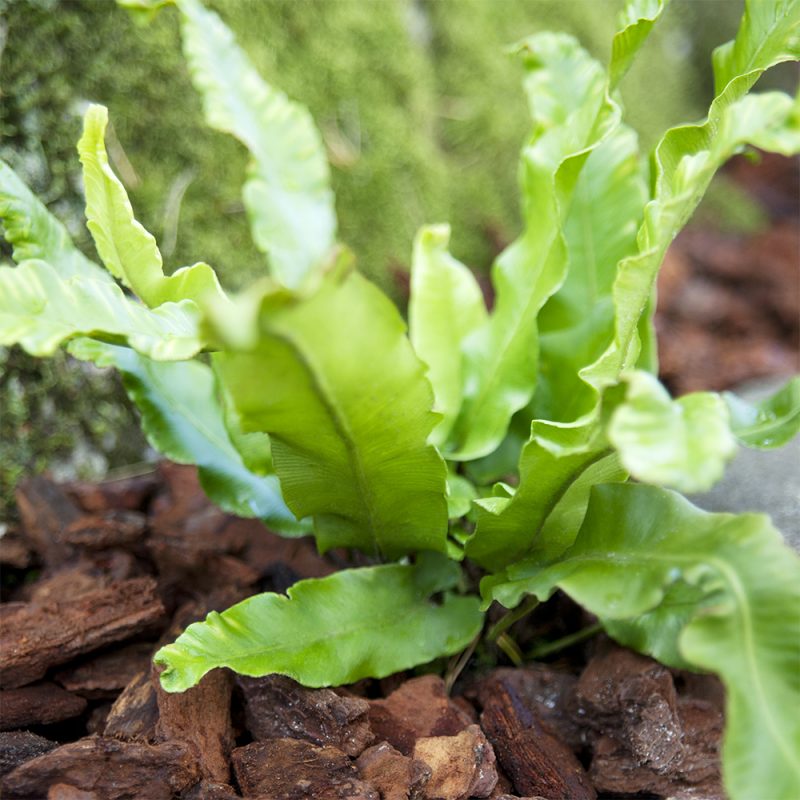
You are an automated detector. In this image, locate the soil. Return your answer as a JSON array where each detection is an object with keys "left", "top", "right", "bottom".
[
  {"left": 0, "top": 154, "right": 795, "bottom": 800},
  {"left": 1, "top": 464, "right": 726, "bottom": 799}
]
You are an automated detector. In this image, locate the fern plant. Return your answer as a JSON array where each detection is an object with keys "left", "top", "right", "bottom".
[{"left": 2, "top": 1, "right": 799, "bottom": 797}]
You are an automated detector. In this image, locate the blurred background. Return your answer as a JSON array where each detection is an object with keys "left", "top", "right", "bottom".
[{"left": 1, "top": 0, "right": 797, "bottom": 514}]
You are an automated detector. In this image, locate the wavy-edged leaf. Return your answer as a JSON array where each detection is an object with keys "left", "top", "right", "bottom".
[
  {"left": 0, "top": 259, "right": 201, "bottom": 360},
  {"left": 448, "top": 0, "right": 667, "bottom": 461},
  {"left": 78, "top": 103, "right": 226, "bottom": 308},
  {"left": 608, "top": 370, "right": 737, "bottom": 493},
  {"left": 724, "top": 375, "right": 800, "bottom": 449},
  {"left": 465, "top": 420, "right": 622, "bottom": 571},
  {"left": 174, "top": 0, "right": 336, "bottom": 289},
  {"left": 208, "top": 266, "right": 449, "bottom": 559},
  {"left": 586, "top": 97, "right": 800, "bottom": 390},
  {"left": 610, "top": 0, "right": 669, "bottom": 89},
  {"left": 409, "top": 224, "right": 487, "bottom": 446},
  {"left": 68, "top": 338, "right": 305, "bottom": 534},
  {"left": 712, "top": 0, "right": 800, "bottom": 96},
  {"left": 446, "top": 34, "right": 614, "bottom": 460},
  {"left": 534, "top": 125, "right": 647, "bottom": 424},
  {"left": 0, "top": 160, "right": 109, "bottom": 281},
  {"left": 484, "top": 484, "right": 800, "bottom": 800},
  {"left": 155, "top": 555, "right": 483, "bottom": 692}
]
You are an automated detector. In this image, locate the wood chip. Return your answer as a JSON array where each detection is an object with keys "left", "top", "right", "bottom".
[
  {"left": 240, "top": 674, "right": 373, "bottom": 756},
  {"left": 0, "top": 530, "right": 33, "bottom": 570},
  {"left": 575, "top": 647, "right": 724, "bottom": 799},
  {"left": 0, "top": 682, "right": 87, "bottom": 730},
  {"left": 1, "top": 736, "right": 200, "bottom": 800},
  {"left": 0, "top": 577, "right": 165, "bottom": 688},
  {"left": 14, "top": 477, "right": 81, "bottom": 565},
  {"left": 413, "top": 725, "right": 498, "bottom": 800},
  {"left": 66, "top": 473, "right": 158, "bottom": 514},
  {"left": 47, "top": 784, "right": 99, "bottom": 800},
  {"left": 356, "top": 741, "right": 431, "bottom": 800},
  {"left": 155, "top": 666, "right": 234, "bottom": 783},
  {"left": 61, "top": 511, "right": 147, "bottom": 550},
  {"left": 368, "top": 675, "right": 474, "bottom": 755},
  {"left": 232, "top": 738, "right": 379, "bottom": 800},
  {"left": 182, "top": 781, "right": 241, "bottom": 800},
  {"left": 55, "top": 642, "right": 154, "bottom": 699},
  {"left": 103, "top": 670, "right": 159, "bottom": 741},
  {"left": 0, "top": 732, "right": 58, "bottom": 778},
  {"left": 478, "top": 673, "right": 595, "bottom": 800},
  {"left": 471, "top": 666, "right": 582, "bottom": 751}
]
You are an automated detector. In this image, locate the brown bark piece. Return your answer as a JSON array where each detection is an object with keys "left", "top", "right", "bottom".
[
  {"left": 55, "top": 642, "right": 154, "bottom": 699},
  {"left": 479, "top": 673, "right": 595, "bottom": 800},
  {"left": 16, "top": 561, "right": 112, "bottom": 605},
  {"left": 576, "top": 648, "right": 723, "bottom": 799},
  {"left": 356, "top": 741, "right": 431, "bottom": 800},
  {"left": 47, "top": 785, "right": 99, "bottom": 800},
  {"left": 0, "top": 530, "right": 33, "bottom": 569},
  {"left": 1, "top": 736, "right": 200, "bottom": 800},
  {"left": 368, "top": 675, "right": 474, "bottom": 755},
  {"left": 14, "top": 476, "right": 81, "bottom": 564},
  {"left": 413, "top": 725, "right": 498, "bottom": 800},
  {"left": 472, "top": 667, "right": 582, "bottom": 751},
  {"left": 103, "top": 670, "right": 159, "bottom": 741},
  {"left": 183, "top": 781, "right": 242, "bottom": 800},
  {"left": 0, "top": 576, "right": 165, "bottom": 688},
  {"left": 0, "top": 732, "right": 58, "bottom": 778},
  {"left": 574, "top": 646, "right": 683, "bottom": 770},
  {"left": 66, "top": 472, "right": 158, "bottom": 514},
  {"left": 240, "top": 674, "right": 373, "bottom": 756},
  {"left": 231, "top": 738, "right": 379, "bottom": 800},
  {"left": 155, "top": 666, "right": 234, "bottom": 783},
  {"left": 61, "top": 510, "right": 147, "bottom": 550},
  {"left": 0, "top": 682, "right": 87, "bottom": 730}
]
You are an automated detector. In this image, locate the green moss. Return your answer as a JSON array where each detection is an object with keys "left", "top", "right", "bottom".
[{"left": 0, "top": 0, "right": 743, "bottom": 511}]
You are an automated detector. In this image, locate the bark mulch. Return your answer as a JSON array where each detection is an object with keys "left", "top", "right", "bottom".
[
  {"left": 0, "top": 463, "right": 726, "bottom": 800},
  {"left": 657, "top": 152, "right": 800, "bottom": 395}
]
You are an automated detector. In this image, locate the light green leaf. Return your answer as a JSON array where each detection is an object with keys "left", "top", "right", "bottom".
[
  {"left": 608, "top": 370, "right": 737, "bottom": 493},
  {"left": 449, "top": 0, "right": 667, "bottom": 461},
  {"left": 409, "top": 224, "right": 487, "bottom": 446},
  {"left": 535, "top": 451, "right": 627, "bottom": 563},
  {"left": 586, "top": 96, "right": 800, "bottom": 391},
  {"left": 712, "top": 0, "right": 800, "bottom": 96},
  {"left": 0, "top": 160, "right": 109, "bottom": 281},
  {"left": 68, "top": 338, "right": 305, "bottom": 534},
  {"left": 209, "top": 266, "right": 449, "bottom": 559},
  {"left": 0, "top": 259, "right": 202, "bottom": 360},
  {"left": 534, "top": 125, "right": 647, "bottom": 424},
  {"left": 78, "top": 104, "right": 227, "bottom": 308},
  {"left": 174, "top": 0, "right": 336, "bottom": 289},
  {"left": 155, "top": 555, "right": 483, "bottom": 692},
  {"left": 610, "top": 0, "right": 669, "bottom": 89},
  {"left": 446, "top": 471, "right": 478, "bottom": 520},
  {"left": 446, "top": 34, "right": 616, "bottom": 460},
  {"left": 724, "top": 376, "right": 800, "bottom": 449},
  {"left": 465, "top": 419, "right": 617, "bottom": 571},
  {"left": 486, "top": 484, "right": 800, "bottom": 800}
]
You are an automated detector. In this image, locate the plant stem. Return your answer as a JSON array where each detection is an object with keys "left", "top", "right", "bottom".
[
  {"left": 486, "top": 595, "right": 540, "bottom": 642},
  {"left": 444, "top": 631, "right": 481, "bottom": 694},
  {"left": 496, "top": 632, "right": 524, "bottom": 667},
  {"left": 526, "top": 622, "right": 603, "bottom": 660}
]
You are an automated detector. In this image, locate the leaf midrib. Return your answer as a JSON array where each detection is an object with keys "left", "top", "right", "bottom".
[{"left": 271, "top": 328, "right": 384, "bottom": 557}]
